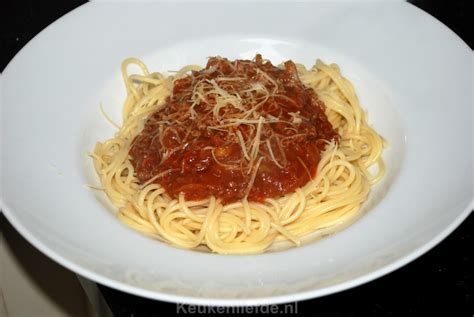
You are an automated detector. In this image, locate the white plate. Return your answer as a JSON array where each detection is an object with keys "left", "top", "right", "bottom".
[{"left": 1, "top": 1, "right": 472, "bottom": 306}]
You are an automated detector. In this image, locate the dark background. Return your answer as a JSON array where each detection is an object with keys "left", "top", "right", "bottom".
[{"left": 1, "top": 1, "right": 472, "bottom": 316}]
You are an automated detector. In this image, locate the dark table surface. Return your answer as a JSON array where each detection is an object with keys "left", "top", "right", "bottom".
[{"left": 1, "top": 1, "right": 472, "bottom": 316}]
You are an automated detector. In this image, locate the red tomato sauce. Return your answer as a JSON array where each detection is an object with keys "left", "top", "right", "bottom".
[{"left": 129, "top": 55, "right": 338, "bottom": 203}]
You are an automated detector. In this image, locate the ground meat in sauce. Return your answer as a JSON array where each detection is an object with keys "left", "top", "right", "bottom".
[{"left": 129, "top": 54, "right": 339, "bottom": 203}]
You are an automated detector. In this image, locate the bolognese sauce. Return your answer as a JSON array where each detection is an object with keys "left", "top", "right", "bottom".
[{"left": 129, "top": 55, "right": 338, "bottom": 203}]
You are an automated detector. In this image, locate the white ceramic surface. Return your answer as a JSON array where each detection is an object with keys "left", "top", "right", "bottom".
[{"left": 0, "top": 1, "right": 472, "bottom": 306}]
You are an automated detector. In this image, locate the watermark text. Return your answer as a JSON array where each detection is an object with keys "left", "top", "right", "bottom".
[{"left": 177, "top": 303, "right": 298, "bottom": 314}]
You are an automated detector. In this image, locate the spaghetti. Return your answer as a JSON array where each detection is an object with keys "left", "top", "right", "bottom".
[{"left": 92, "top": 55, "right": 385, "bottom": 254}]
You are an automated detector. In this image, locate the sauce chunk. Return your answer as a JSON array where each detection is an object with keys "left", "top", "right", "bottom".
[{"left": 129, "top": 55, "right": 338, "bottom": 203}]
